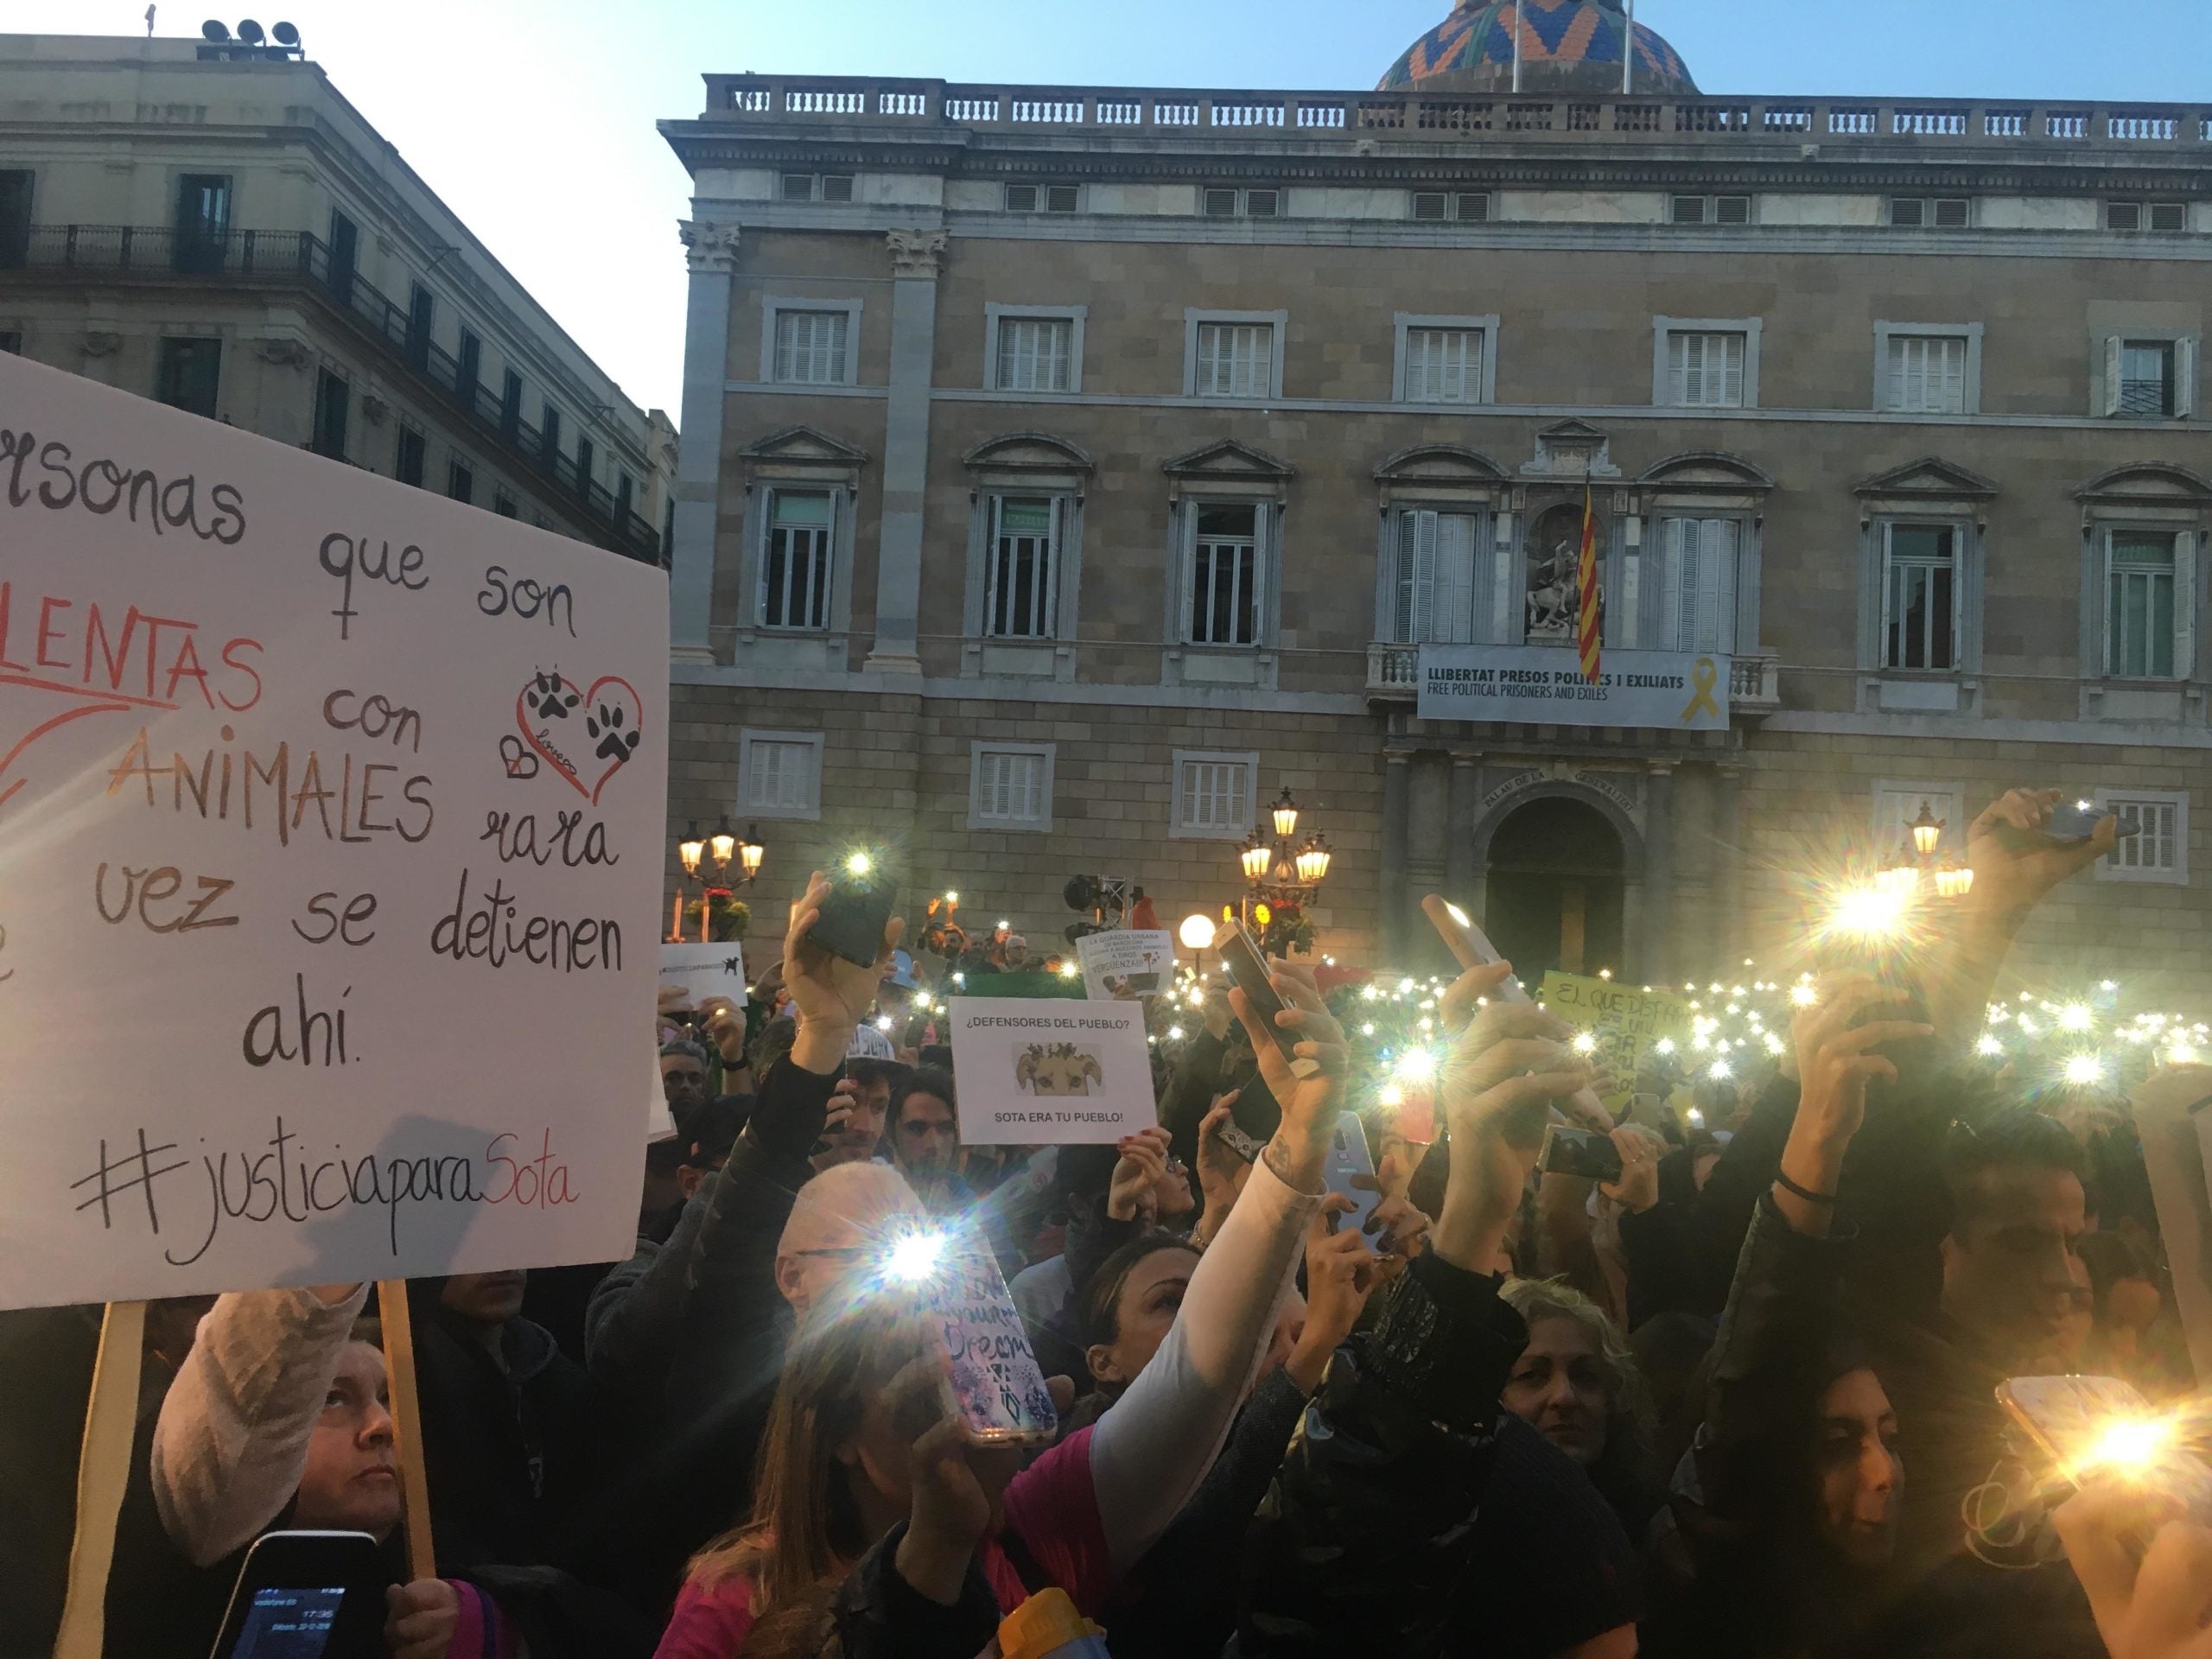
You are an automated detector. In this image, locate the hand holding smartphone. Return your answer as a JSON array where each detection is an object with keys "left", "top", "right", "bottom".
[
  {"left": 1217, "top": 920, "right": 1321, "bottom": 1079},
  {"left": 931, "top": 1235, "right": 1059, "bottom": 1446},
  {"left": 1538, "top": 1122, "right": 1624, "bottom": 1184},
  {"left": 1321, "top": 1113, "right": 1386, "bottom": 1236},
  {"left": 1421, "top": 894, "right": 1529, "bottom": 1003},
  {"left": 809, "top": 853, "right": 901, "bottom": 969}
]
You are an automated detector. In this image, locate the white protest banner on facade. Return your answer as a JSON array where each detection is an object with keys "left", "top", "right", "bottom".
[
  {"left": 0, "top": 352, "right": 667, "bottom": 1310},
  {"left": 1417, "top": 645, "right": 1731, "bottom": 731},
  {"left": 1075, "top": 929, "right": 1174, "bottom": 999},
  {"left": 948, "top": 997, "right": 1154, "bottom": 1145},
  {"left": 660, "top": 940, "right": 746, "bottom": 1005}
]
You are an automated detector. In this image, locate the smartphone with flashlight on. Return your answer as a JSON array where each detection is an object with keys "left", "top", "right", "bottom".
[
  {"left": 809, "top": 852, "right": 899, "bottom": 969},
  {"left": 1421, "top": 894, "right": 1531, "bottom": 1004},
  {"left": 1997, "top": 1374, "right": 2212, "bottom": 1523},
  {"left": 930, "top": 1236, "right": 1059, "bottom": 1447},
  {"left": 1217, "top": 920, "right": 1322, "bottom": 1079},
  {"left": 1990, "top": 798, "right": 2141, "bottom": 853}
]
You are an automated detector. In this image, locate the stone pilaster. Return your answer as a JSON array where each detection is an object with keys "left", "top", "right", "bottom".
[
  {"left": 866, "top": 228, "right": 948, "bottom": 673},
  {"left": 671, "top": 219, "right": 743, "bottom": 664}
]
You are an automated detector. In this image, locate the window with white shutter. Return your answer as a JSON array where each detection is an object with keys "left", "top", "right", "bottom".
[
  {"left": 1392, "top": 510, "right": 1480, "bottom": 643},
  {"left": 1886, "top": 334, "right": 1968, "bottom": 413},
  {"left": 772, "top": 310, "right": 850, "bottom": 385},
  {"left": 1665, "top": 331, "right": 1746, "bottom": 407},
  {"left": 1403, "top": 328, "right": 1483, "bottom": 404},
  {"left": 1656, "top": 517, "right": 1740, "bottom": 653},
  {"left": 983, "top": 495, "right": 1060, "bottom": 639},
  {"left": 969, "top": 744, "right": 1054, "bottom": 831},
  {"left": 995, "top": 315, "right": 1074, "bottom": 391},
  {"left": 2099, "top": 792, "right": 2188, "bottom": 883},
  {"left": 1194, "top": 322, "right": 1274, "bottom": 398},
  {"left": 739, "top": 731, "right": 824, "bottom": 821},
  {"left": 1172, "top": 750, "right": 1257, "bottom": 839}
]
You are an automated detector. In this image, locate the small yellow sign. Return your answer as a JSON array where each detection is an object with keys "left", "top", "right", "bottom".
[{"left": 1537, "top": 971, "right": 1693, "bottom": 1107}]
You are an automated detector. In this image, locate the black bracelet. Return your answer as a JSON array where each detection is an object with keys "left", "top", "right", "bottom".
[{"left": 1774, "top": 1168, "right": 1840, "bottom": 1206}]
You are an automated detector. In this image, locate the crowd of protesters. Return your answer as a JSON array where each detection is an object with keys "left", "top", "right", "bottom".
[{"left": 10, "top": 786, "right": 2212, "bottom": 1658}]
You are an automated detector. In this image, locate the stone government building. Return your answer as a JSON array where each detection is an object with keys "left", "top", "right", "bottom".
[{"left": 659, "top": 0, "right": 2212, "bottom": 993}]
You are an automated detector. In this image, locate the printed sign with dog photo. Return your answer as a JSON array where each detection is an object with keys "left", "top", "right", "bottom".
[
  {"left": 1074, "top": 928, "right": 1175, "bottom": 999},
  {"left": 947, "top": 996, "right": 1155, "bottom": 1145}
]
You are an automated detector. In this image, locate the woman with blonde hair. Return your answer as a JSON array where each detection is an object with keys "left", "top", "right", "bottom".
[
  {"left": 652, "top": 958, "right": 1351, "bottom": 1657},
  {"left": 1500, "top": 1274, "right": 1662, "bottom": 1534}
]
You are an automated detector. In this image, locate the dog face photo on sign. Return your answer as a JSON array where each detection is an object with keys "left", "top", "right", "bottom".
[{"left": 1014, "top": 1041, "right": 1104, "bottom": 1096}]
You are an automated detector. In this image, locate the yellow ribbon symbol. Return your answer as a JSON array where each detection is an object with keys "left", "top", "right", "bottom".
[{"left": 1680, "top": 656, "right": 1721, "bottom": 721}]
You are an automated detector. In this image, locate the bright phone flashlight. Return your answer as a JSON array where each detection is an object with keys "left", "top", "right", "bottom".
[
  {"left": 845, "top": 850, "right": 873, "bottom": 877},
  {"left": 1444, "top": 901, "right": 1471, "bottom": 929},
  {"left": 882, "top": 1230, "right": 947, "bottom": 1286}
]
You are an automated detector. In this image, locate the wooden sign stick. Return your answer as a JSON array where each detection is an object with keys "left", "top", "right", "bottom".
[
  {"left": 376, "top": 1281, "right": 438, "bottom": 1584},
  {"left": 52, "top": 1299, "right": 147, "bottom": 1659}
]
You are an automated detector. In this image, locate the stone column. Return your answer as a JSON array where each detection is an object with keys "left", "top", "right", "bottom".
[
  {"left": 1643, "top": 764, "right": 1675, "bottom": 986},
  {"left": 1445, "top": 755, "right": 1480, "bottom": 898},
  {"left": 1716, "top": 764, "right": 1746, "bottom": 969},
  {"left": 671, "top": 219, "right": 743, "bottom": 664},
  {"left": 866, "top": 228, "right": 948, "bottom": 674},
  {"left": 1381, "top": 753, "right": 1412, "bottom": 965}
]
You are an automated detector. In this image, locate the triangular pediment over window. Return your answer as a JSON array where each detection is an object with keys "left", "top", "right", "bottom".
[
  {"left": 737, "top": 425, "right": 871, "bottom": 467},
  {"left": 1160, "top": 439, "right": 1295, "bottom": 481},
  {"left": 2075, "top": 462, "right": 2212, "bottom": 506},
  {"left": 1853, "top": 456, "right": 1998, "bottom": 499},
  {"left": 1638, "top": 451, "right": 1776, "bottom": 493}
]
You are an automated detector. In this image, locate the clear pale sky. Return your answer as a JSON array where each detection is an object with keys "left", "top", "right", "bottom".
[{"left": 73, "top": 0, "right": 2206, "bottom": 419}]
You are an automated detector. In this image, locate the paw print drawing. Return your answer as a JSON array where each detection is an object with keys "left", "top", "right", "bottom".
[
  {"left": 588, "top": 700, "right": 642, "bottom": 765},
  {"left": 530, "top": 671, "right": 581, "bottom": 721}
]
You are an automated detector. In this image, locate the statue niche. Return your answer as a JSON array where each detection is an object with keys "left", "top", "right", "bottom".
[{"left": 1525, "top": 502, "right": 1603, "bottom": 642}]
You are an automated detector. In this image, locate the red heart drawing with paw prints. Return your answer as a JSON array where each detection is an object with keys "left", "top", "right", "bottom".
[{"left": 514, "top": 671, "right": 645, "bottom": 805}]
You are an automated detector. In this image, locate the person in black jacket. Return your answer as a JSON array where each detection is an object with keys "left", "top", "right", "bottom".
[
  {"left": 1645, "top": 974, "right": 1924, "bottom": 1659},
  {"left": 607, "top": 869, "right": 906, "bottom": 1611},
  {"left": 1238, "top": 960, "right": 1641, "bottom": 1658}
]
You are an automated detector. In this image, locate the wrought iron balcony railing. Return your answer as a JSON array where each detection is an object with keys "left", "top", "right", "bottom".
[{"left": 1, "top": 224, "right": 662, "bottom": 565}]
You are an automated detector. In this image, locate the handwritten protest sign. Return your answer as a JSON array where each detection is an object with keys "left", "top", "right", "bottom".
[
  {"left": 1537, "top": 972, "right": 1692, "bottom": 1108},
  {"left": 660, "top": 940, "right": 746, "bottom": 1005},
  {"left": 948, "top": 997, "right": 1154, "bottom": 1144},
  {"left": 1075, "top": 928, "right": 1173, "bottom": 999},
  {"left": 0, "top": 352, "right": 666, "bottom": 1309}
]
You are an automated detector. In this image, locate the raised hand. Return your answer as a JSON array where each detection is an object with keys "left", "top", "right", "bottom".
[
  {"left": 1230, "top": 960, "right": 1349, "bottom": 1191},
  {"left": 1598, "top": 1126, "right": 1662, "bottom": 1216},
  {"left": 1108, "top": 1125, "right": 1173, "bottom": 1223},
  {"left": 784, "top": 870, "right": 906, "bottom": 1074},
  {"left": 1962, "top": 788, "right": 2118, "bottom": 925},
  {"left": 1287, "top": 1195, "right": 1384, "bottom": 1391},
  {"left": 1774, "top": 975, "right": 1931, "bottom": 1234}
]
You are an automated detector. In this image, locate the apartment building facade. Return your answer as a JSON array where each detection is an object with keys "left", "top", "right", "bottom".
[
  {"left": 0, "top": 31, "right": 674, "bottom": 563},
  {"left": 659, "top": 0, "right": 2212, "bottom": 992}
]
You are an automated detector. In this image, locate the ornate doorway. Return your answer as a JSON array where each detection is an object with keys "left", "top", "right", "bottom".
[{"left": 1483, "top": 794, "right": 1625, "bottom": 980}]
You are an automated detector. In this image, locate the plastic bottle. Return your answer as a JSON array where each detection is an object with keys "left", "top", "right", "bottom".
[{"left": 996, "top": 1587, "right": 1110, "bottom": 1659}]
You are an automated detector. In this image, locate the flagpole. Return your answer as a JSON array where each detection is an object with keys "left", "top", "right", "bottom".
[
  {"left": 1510, "top": 1, "right": 1522, "bottom": 93},
  {"left": 1623, "top": 0, "right": 1635, "bottom": 94}
]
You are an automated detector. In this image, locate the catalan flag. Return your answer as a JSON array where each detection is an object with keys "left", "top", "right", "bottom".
[{"left": 1576, "top": 480, "right": 1602, "bottom": 684}]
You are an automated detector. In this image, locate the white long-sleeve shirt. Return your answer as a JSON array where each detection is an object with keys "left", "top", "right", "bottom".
[{"left": 150, "top": 1284, "right": 371, "bottom": 1566}]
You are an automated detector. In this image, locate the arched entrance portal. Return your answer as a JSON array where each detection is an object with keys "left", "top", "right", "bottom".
[{"left": 1484, "top": 796, "right": 1625, "bottom": 981}]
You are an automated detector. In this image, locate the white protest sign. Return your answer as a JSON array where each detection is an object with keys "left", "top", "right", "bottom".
[
  {"left": 0, "top": 351, "right": 666, "bottom": 1309},
  {"left": 1074, "top": 929, "right": 1174, "bottom": 999},
  {"left": 660, "top": 939, "right": 746, "bottom": 1006},
  {"left": 947, "top": 997, "right": 1154, "bottom": 1145}
]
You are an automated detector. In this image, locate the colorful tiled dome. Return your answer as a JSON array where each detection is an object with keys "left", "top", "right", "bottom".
[{"left": 1379, "top": 0, "right": 1697, "bottom": 97}]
